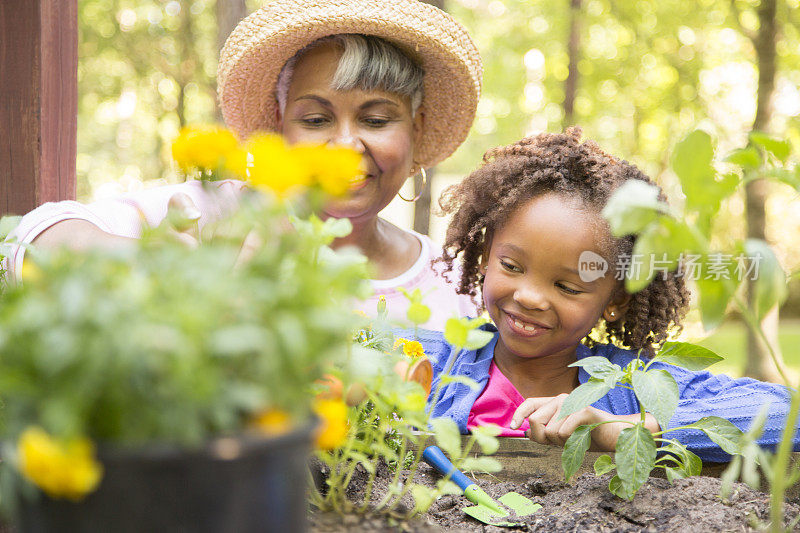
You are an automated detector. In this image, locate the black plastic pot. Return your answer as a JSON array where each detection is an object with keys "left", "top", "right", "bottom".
[{"left": 18, "top": 423, "right": 315, "bottom": 533}]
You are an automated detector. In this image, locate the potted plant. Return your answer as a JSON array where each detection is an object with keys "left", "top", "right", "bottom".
[{"left": 0, "top": 127, "right": 368, "bottom": 532}]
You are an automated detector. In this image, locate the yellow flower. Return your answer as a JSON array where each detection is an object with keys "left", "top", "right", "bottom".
[
  {"left": 245, "top": 134, "right": 312, "bottom": 197},
  {"left": 21, "top": 258, "right": 42, "bottom": 284},
  {"left": 312, "top": 399, "right": 349, "bottom": 450},
  {"left": 393, "top": 338, "right": 425, "bottom": 359},
  {"left": 293, "top": 144, "right": 364, "bottom": 197},
  {"left": 402, "top": 340, "right": 425, "bottom": 359},
  {"left": 171, "top": 125, "right": 240, "bottom": 174},
  {"left": 250, "top": 408, "right": 293, "bottom": 437},
  {"left": 18, "top": 427, "right": 103, "bottom": 501}
]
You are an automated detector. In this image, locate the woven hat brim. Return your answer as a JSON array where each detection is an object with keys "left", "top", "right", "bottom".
[{"left": 217, "top": 0, "right": 482, "bottom": 168}]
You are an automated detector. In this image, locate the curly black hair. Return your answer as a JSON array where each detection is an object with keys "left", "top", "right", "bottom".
[{"left": 438, "top": 127, "right": 689, "bottom": 354}]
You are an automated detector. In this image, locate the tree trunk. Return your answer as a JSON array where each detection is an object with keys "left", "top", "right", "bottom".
[
  {"left": 409, "top": 0, "right": 445, "bottom": 236},
  {"left": 743, "top": 0, "right": 786, "bottom": 383},
  {"left": 0, "top": 0, "right": 77, "bottom": 216},
  {"left": 563, "top": 0, "right": 581, "bottom": 126}
]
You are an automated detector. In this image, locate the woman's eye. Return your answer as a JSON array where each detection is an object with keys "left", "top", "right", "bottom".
[
  {"left": 556, "top": 282, "right": 582, "bottom": 295},
  {"left": 364, "top": 117, "right": 390, "bottom": 127},
  {"left": 300, "top": 116, "right": 329, "bottom": 127},
  {"left": 499, "top": 260, "right": 520, "bottom": 273}
]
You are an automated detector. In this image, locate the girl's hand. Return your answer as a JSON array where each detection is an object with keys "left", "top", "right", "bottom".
[{"left": 510, "top": 394, "right": 660, "bottom": 452}]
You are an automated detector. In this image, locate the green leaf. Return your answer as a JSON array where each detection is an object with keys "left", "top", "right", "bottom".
[
  {"left": 608, "top": 475, "right": 635, "bottom": 500},
  {"left": 725, "top": 146, "right": 762, "bottom": 169},
  {"left": 460, "top": 456, "right": 502, "bottom": 473},
  {"left": 601, "top": 181, "right": 668, "bottom": 237},
  {"left": 688, "top": 416, "right": 744, "bottom": 455},
  {"left": 719, "top": 455, "right": 742, "bottom": 499},
  {"left": 660, "top": 441, "right": 702, "bottom": 478},
  {"left": 626, "top": 218, "right": 697, "bottom": 294},
  {"left": 671, "top": 130, "right": 716, "bottom": 210},
  {"left": 744, "top": 239, "right": 788, "bottom": 319},
  {"left": 348, "top": 452, "right": 377, "bottom": 474},
  {"left": 652, "top": 342, "right": 723, "bottom": 371},
  {"left": 562, "top": 423, "right": 599, "bottom": 481},
  {"left": 749, "top": 132, "right": 791, "bottom": 162},
  {"left": 407, "top": 302, "right": 432, "bottom": 325},
  {"left": 569, "top": 357, "right": 622, "bottom": 383},
  {"left": 440, "top": 374, "right": 480, "bottom": 390},
  {"left": 631, "top": 369, "right": 679, "bottom": 429},
  {"left": 464, "top": 327, "right": 494, "bottom": 350},
  {"left": 443, "top": 317, "right": 490, "bottom": 349},
  {"left": 411, "top": 484, "right": 437, "bottom": 514},
  {"left": 664, "top": 466, "right": 686, "bottom": 483},
  {"left": 594, "top": 454, "right": 616, "bottom": 476},
  {"left": 557, "top": 378, "right": 613, "bottom": 420},
  {"left": 431, "top": 417, "right": 462, "bottom": 460},
  {"left": 472, "top": 424, "right": 501, "bottom": 454},
  {"left": 0, "top": 216, "right": 21, "bottom": 240},
  {"left": 694, "top": 276, "right": 735, "bottom": 331},
  {"left": 615, "top": 423, "right": 657, "bottom": 499},
  {"left": 322, "top": 217, "right": 353, "bottom": 238}
]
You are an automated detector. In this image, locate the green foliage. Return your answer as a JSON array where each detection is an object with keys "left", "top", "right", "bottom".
[
  {"left": 560, "top": 342, "right": 745, "bottom": 501},
  {"left": 0, "top": 197, "right": 367, "bottom": 446},
  {"left": 314, "top": 301, "right": 499, "bottom": 518},
  {"left": 602, "top": 129, "right": 791, "bottom": 332},
  {"left": 0, "top": 216, "right": 20, "bottom": 291}
]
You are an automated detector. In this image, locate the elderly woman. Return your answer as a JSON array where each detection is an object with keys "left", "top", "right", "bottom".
[{"left": 4, "top": 0, "right": 482, "bottom": 329}]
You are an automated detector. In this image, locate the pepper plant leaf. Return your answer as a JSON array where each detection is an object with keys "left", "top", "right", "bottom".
[
  {"left": 594, "top": 454, "right": 616, "bottom": 476},
  {"left": 569, "top": 357, "right": 622, "bottom": 383},
  {"left": 631, "top": 369, "right": 679, "bottom": 430},
  {"left": 562, "top": 423, "right": 601, "bottom": 482},
  {"left": 557, "top": 378, "right": 612, "bottom": 420},
  {"left": 689, "top": 416, "right": 744, "bottom": 456},
  {"left": 615, "top": 423, "right": 657, "bottom": 499},
  {"left": 650, "top": 342, "right": 723, "bottom": 371},
  {"left": 608, "top": 474, "right": 635, "bottom": 500}
]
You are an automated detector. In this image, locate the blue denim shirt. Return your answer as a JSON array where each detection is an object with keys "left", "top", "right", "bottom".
[{"left": 397, "top": 323, "right": 797, "bottom": 463}]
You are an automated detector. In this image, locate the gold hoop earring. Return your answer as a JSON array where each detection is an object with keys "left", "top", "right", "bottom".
[{"left": 398, "top": 167, "right": 427, "bottom": 203}]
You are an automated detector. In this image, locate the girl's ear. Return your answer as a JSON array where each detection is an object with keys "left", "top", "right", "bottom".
[{"left": 603, "top": 286, "right": 631, "bottom": 323}]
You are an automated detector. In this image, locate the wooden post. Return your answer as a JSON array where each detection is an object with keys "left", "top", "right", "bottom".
[{"left": 0, "top": 0, "right": 77, "bottom": 217}]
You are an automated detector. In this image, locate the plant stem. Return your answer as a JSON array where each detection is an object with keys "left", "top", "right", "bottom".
[
  {"left": 769, "top": 384, "right": 800, "bottom": 533},
  {"left": 374, "top": 436, "right": 409, "bottom": 512}
]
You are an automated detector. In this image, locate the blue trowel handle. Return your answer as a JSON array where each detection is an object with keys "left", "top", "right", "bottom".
[{"left": 422, "top": 445, "right": 472, "bottom": 492}]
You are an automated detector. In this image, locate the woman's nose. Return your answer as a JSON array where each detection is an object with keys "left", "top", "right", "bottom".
[{"left": 330, "top": 123, "right": 365, "bottom": 152}]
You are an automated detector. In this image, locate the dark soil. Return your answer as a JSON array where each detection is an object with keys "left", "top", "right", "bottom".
[{"left": 310, "top": 459, "right": 800, "bottom": 532}]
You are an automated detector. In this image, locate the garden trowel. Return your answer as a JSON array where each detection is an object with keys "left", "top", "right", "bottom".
[{"left": 422, "top": 445, "right": 541, "bottom": 527}]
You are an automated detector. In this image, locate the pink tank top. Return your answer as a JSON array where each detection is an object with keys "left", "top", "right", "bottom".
[{"left": 467, "top": 361, "right": 528, "bottom": 437}]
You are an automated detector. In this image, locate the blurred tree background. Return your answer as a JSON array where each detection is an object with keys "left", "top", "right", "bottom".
[{"left": 76, "top": 0, "right": 800, "bottom": 376}]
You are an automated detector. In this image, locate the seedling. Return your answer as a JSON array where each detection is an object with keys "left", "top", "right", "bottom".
[{"left": 559, "top": 341, "right": 745, "bottom": 500}]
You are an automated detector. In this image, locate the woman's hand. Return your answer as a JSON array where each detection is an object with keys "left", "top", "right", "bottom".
[{"left": 510, "top": 394, "right": 660, "bottom": 452}]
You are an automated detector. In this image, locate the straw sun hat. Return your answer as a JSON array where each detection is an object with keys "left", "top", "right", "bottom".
[{"left": 217, "top": 0, "right": 483, "bottom": 168}]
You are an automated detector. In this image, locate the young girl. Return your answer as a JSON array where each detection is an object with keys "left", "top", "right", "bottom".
[{"left": 409, "top": 128, "right": 796, "bottom": 463}]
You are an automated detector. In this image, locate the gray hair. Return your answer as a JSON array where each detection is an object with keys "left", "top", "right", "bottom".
[{"left": 275, "top": 34, "right": 424, "bottom": 117}]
